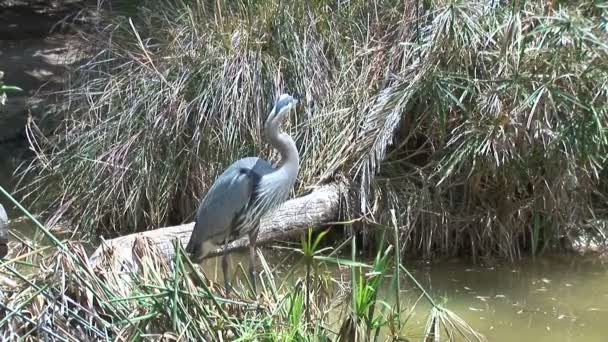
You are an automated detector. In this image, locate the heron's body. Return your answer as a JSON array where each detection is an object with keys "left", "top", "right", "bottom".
[
  {"left": 186, "top": 156, "right": 293, "bottom": 256},
  {"left": 186, "top": 93, "right": 300, "bottom": 293}
]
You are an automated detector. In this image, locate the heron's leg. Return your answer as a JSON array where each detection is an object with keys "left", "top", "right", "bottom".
[
  {"left": 248, "top": 226, "right": 259, "bottom": 295},
  {"left": 222, "top": 243, "right": 232, "bottom": 295}
]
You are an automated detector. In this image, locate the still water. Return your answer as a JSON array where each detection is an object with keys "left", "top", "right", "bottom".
[
  {"left": 204, "top": 250, "right": 608, "bottom": 341},
  {"left": 399, "top": 256, "right": 608, "bottom": 342}
]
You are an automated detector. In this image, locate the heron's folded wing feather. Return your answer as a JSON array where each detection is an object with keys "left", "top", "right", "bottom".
[{"left": 186, "top": 166, "right": 256, "bottom": 254}]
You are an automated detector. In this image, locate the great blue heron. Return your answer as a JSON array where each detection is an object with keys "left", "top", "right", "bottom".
[
  {"left": 0, "top": 204, "right": 8, "bottom": 258},
  {"left": 186, "top": 93, "right": 300, "bottom": 293}
]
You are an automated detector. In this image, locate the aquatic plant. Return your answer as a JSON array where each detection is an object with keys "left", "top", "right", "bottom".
[{"left": 18, "top": 0, "right": 608, "bottom": 259}]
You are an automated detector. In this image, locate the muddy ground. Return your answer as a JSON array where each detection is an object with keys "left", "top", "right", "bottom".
[{"left": 0, "top": 0, "right": 92, "bottom": 185}]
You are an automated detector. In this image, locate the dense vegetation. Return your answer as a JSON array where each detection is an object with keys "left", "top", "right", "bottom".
[{"left": 17, "top": 0, "right": 608, "bottom": 254}]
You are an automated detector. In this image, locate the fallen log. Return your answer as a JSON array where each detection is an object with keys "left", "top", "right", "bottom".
[{"left": 89, "top": 183, "right": 345, "bottom": 269}]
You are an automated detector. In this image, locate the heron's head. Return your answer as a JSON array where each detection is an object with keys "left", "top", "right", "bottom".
[{"left": 265, "top": 93, "right": 298, "bottom": 130}]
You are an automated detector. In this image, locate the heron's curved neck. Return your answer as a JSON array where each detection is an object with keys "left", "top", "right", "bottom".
[{"left": 265, "top": 125, "right": 299, "bottom": 179}]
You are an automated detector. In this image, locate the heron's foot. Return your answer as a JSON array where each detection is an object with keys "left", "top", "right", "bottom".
[
  {"left": 224, "top": 278, "right": 233, "bottom": 296},
  {"left": 248, "top": 265, "right": 258, "bottom": 297},
  {"left": 221, "top": 246, "right": 231, "bottom": 296}
]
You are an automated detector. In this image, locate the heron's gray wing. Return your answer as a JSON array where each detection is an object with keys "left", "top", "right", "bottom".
[{"left": 186, "top": 158, "right": 272, "bottom": 258}]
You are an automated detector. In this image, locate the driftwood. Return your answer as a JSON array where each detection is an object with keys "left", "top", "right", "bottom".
[{"left": 89, "top": 183, "right": 344, "bottom": 269}]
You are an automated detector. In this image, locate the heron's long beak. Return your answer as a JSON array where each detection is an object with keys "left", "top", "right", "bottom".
[{"left": 266, "top": 97, "right": 298, "bottom": 124}]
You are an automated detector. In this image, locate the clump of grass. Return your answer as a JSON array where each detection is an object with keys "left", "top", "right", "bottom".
[
  {"left": 363, "top": 0, "right": 608, "bottom": 258},
  {"left": 18, "top": 0, "right": 608, "bottom": 259},
  {"left": 1, "top": 187, "right": 484, "bottom": 341}
]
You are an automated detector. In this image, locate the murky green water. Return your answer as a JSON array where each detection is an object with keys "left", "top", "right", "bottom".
[
  {"left": 208, "top": 251, "right": 608, "bottom": 341},
  {"left": 400, "top": 256, "right": 608, "bottom": 342}
]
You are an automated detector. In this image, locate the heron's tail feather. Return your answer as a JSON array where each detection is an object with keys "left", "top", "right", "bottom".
[
  {"left": 186, "top": 237, "right": 215, "bottom": 263},
  {"left": 186, "top": 219, "right": 201, "bottom": 257},
  {"left": 185, "top": 238, "right": 196, "bottom": 253}
]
